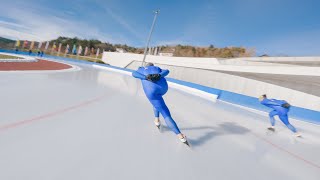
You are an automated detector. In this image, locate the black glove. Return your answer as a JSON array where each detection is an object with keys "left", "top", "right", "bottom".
[
  {"left": 146, "top": 74, "right": 161, "bottom": 82},
  {"left": 281, "top": 103, "right": 291, "bottom": 108}
]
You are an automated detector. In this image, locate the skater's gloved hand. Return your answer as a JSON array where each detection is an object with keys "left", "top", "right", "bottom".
[
  {"left": 152, "top": 74, "right": 161, "bottom": 81},
  {"left": 146, "top": 74, "right": 152, "bottom": 81},
  {"left": 281, "top": 103, "right": 291, "bottom": 108},
  {"left": 146, "top": 74, "right": 161, "bottom": 82}
]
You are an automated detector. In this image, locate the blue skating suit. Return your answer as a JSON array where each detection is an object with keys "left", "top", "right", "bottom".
[
  {"left": 260, "top": 98, "right": 297, "bottom": 133},
  {"left": 132, "top": 66, "right": 181, "bottom": 134}
]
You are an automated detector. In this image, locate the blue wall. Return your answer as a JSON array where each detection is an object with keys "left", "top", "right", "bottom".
[{"left": 1, "top": 49, "right": 319, "bottom": 124}]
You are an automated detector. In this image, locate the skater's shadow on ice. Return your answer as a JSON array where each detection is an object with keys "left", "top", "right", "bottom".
[{"left": 162, "top": 122, "right": 250, "bottom": 147}]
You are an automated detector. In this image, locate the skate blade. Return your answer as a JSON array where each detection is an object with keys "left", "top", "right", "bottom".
[
  {"left": 156, "top": 125, "right": 161, "bottom": 131},
  {"left": 295, "top": 134, "right": 302, "bottom": 138},
  {"left": 183, "top": 140, "right": 190, "bottom": 147}
]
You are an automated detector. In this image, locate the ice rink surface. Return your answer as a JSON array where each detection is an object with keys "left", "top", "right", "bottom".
[{"left": 0, "top": 60, "right": 319, "bottom": 180}]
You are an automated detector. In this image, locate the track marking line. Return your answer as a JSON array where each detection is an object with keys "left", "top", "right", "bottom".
[
  {"left": 251, "top": 132, "right": 320, "bottom": 170},
  {"left": 0, "top": 94, "right": 107, "bottom": 132}
]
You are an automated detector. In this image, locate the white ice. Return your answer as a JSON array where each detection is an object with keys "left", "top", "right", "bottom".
[{"left": 0, "top": 60, "right": 319, "bottom": 180}]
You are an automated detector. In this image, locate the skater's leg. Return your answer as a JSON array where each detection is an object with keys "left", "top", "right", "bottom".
[
  {"left": 163, "top": 117, "right": 181, "bottom": 134},
  {"left": 279, "top": 115, "right": 297, "bottom": 133},
  {"left": 151, "top": 98, "right": 181, "bottom": 135},
  {"left": 160, "top": 105, "right": 181, "bottom": 134},
  {"left": 153, "top": 107, "right": 160, "bottom": 127},
  {"left": 269, "top": 110, "right": 278, "bottom": 126},
  {"left": 153, "top": 107, "right": 160, "bottom": 118}
]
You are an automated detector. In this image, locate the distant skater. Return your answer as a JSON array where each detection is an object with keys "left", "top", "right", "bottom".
[
  {"left": 132, "top": 63, "right": 189, "bottom": 145},
  {"left": 259, "top": 94, "right": 301, "bottom": 137}
]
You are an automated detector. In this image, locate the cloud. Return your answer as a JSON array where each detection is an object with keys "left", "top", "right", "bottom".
[
  {"left": 0, "top": 20, "right": 27, "bottom": 29},
  {"left": 162, "top": 2, "right": 218, "bottom": 46},
  {"left": 0, "top": 25, "right": 39, "bottom": 40},
  {"left": 0, "top": 1, "right": 128, "bottom": 43},
  {"left": 101, "top": 6, "right": 145, "bottom": 42}
]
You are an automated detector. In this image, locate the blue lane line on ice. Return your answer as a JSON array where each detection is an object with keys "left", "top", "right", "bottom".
[{"left": 1, "top": 49, "right": 319, "bottom": 124}]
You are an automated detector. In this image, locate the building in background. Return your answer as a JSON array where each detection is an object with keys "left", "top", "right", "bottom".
[{"left": 116, "top": 48, "right": 127, "bottom": 53}]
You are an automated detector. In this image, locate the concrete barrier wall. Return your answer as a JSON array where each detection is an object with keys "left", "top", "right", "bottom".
[
  {"left": 94, "top": 62, "right": 320, "bottom": 124},
  {"left": 102, "top": 52, "right": 320, "bottom": 112},
  {"left": 92, "top": 64, "right": 219, "bottom": 102},
  {"left": 236, "top": 57, "right": 320, "bottom": 62},
  {"left": 102, "top": 52, "right": 320, "bottom": 76},
  {"left": 127, "top": 61, "right": 320, "bottom": 112},
  {"left": 217, "top": 59, "right": 298, "bottom": 66},
  {"left": 102, "top": 52, "right": 220, "bottom": 68}
]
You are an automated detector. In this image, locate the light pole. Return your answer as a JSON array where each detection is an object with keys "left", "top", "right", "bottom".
[{"left": 141, "top": 10, "right": 160, "bottom": 67}]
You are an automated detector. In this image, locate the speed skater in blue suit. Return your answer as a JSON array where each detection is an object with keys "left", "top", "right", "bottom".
[
  {"left": 259, "top": 94, "right": 301, "bottom": 137},
  {"left": 132, "top": 63, "right": 189, "bottom": 145}
]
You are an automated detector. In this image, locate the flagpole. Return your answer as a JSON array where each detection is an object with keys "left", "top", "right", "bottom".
[{"left": 141, "top": 10, "right": 160, "bottom": 67}]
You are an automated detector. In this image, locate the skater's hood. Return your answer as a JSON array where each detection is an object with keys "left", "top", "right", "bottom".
[{"left": 144, "top": 66, "right": 162, "bottom": 75}]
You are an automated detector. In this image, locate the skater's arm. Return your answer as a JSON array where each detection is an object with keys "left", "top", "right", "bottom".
[
  {"left": 261, "top": 99, "right": 281, "bottom": 106},
  {"left": 132, "top": 67, "right": 146, "bottom": 79},
  {"left": 132, "top": 71, "right": 146, "bottom": 80},
  {"left": 159, "top": 69, "right": 169, "bottom": 77}
]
